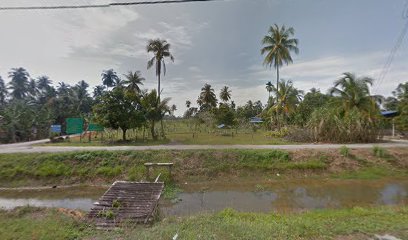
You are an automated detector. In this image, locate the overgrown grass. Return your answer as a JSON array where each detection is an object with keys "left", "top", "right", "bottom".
[
  {"left": 0, "top": 206, "right": 407, "bottom": 240},
  {"left": 334, "top": 167, "right": 407, "bottom": 180},
  {"left": 0, "top": 149, "right": 406, "bottom": 187}
]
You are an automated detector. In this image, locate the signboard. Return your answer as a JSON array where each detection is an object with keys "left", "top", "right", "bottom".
[
  {"left": 66, "top": 118, "right": 84, "bottom": 134},
  {"left": 88, "top": 123, "right": 104, "bottom": 132},
  {"left": 50, "top": 124, "right": 62, "bottom": 133}
]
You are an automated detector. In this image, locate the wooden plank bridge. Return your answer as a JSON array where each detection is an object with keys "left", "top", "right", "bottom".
[{"left": 88, "top": 181, "right": 164, "bottom": 229}]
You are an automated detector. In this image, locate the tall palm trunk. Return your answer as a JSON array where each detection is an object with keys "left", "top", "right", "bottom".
[
  {"left": 151, "top": 121, "right": 157, "bottom": 140},
  {"left": 276, "top": 66, "right": 280, "bottom": 98},
  {"left": 157, "top": 73, "right": 161, "bottom": 100}
]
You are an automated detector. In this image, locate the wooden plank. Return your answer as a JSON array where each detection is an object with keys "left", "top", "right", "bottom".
[{"left": 88, "top": 181, "right": 164, "bottom": 229}]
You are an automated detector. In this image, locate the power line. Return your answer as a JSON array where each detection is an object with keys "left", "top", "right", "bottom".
[
  {"left": 374, "top": 1, "right": 408, "bottom": 93},
  {"left": 0, "top": 0, "right": 218, "bottom": 11}
]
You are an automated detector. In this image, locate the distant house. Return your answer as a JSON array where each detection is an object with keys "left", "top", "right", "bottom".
[
  {"left": 381, "top": 110, "right": 399, "bottom": 118},
  {"left": 381, "top": 110, "right": 399, "bottom": 137},
  {"left": 249, "top": 117, "right": 263, "bottom": 124}
]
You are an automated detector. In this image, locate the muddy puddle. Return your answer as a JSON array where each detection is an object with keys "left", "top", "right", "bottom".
[{"left": 0, "top": 179, "right": 406, "bottom": 215}]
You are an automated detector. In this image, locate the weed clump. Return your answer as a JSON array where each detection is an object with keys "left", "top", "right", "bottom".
[{"left": 340, "top": 146, "right": 350, "bottom": 157}]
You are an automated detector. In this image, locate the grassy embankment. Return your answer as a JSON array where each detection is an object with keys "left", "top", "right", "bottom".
[
  {"left": 0, "top": 147, "right": 406, "bottom": 187},
  {"left": 0, "top": 206, "right": 407, "bottom": 240}
]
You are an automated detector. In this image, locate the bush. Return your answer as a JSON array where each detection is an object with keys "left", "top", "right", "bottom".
[
  {"left": 265, "top": 127, "right": 289, "bottom": 138},
  {"left": 96, "top": 166, "right": 122, "bottom": 177},
  {"left": 340, "top": 146, "right": 350, "bottom": 157},
  {"left": 307, "top": 107, "right": 380, "bottom": 143},
  {"left": 372, "top": 146, "right": 386, "bottom": 158},
  {"left": 284, "top": 127, "right": 314, "bottom": 142}
]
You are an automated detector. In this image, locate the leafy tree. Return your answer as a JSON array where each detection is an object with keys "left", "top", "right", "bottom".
[
  {"left": 261, "top": 24, "right": 299, "bottom": 95},
  {"left": 147, "top": 39, "right": 174, "bottom": 99},
  {"left": 220, "top": 86, "right": 232, "bottom": 103},
  {"left": 198, "top": 83, "right": 217, "bottom": 111},
  {"left": 295, "top": 88, "right": 330, "bottom": 126},
  {"left": 393, "top": 82, "right": 408, "bottom": 130},
  {"left": 215, "top": 104, "right": 236, "bottom": 126},
  {"left": 101, "top": 69, "right": 120, "bottom": 89},
  {"left": 237, "top": 100, "right": 263, "bottom": 120},
  {"left": 0, "top": 76, "right": 7, "bottom": 105},
  {"left": 93, "top": 87, "right": 144, "bottom": 141},
  {"left": 1, "top": 100, "right": 35, "bottom": 142},
  {"left": 8, "top": 67, "right": 30, "bottom": 100},
  {"left": 140, "top": 89, "right": 170, "bottom": 140},
  {"left": 123, "top": 71, "right": 144, "bottom": 95}
]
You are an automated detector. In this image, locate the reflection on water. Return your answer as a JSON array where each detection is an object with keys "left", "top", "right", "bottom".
[
  {"left": 0, "top": 198, "right": 94, "bottom": 211},
  {"left": 0, "top": 180, "right": 406, "bottom": 216},
  {"left": 160, "top": 181, "right": 408, "bottom": 216}
]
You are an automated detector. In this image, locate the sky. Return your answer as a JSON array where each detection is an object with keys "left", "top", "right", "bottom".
[{"left": 0, "top": 0, "right": 407, "bottom": 115}]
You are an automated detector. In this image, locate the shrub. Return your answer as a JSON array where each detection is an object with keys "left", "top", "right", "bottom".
[
  {"left": 284, "top": 127, "right": 314, "bottom": 142},
  {"left": 340, "top": 146, "right": 350, "bottom": 157},
  {"left": 265, "top": 127, "right": 289, "bottom": 138},
  {"left": 372, "top": 146, "right": 386, "bottom": 158},
  {"left": 307, "top": 107, "right": 380, "bottom": 143},
  {"left": 96, "top": 166, "right": 122, "bottom": 177}
]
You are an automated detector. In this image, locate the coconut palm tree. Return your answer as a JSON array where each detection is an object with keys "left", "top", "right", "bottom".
[
  {"left": 329, "top": 72, "right": 376, "bottom": 113},
  {"left": 8, "top": 67, "right": 30, "bottom": 100},
  {"left": 123, "top": 71, "right": 145, "bottom": 95},
  {"left": 220, "top": 86, "right": 232, "bottom": 103},
  {"left": 36, "top": 76, "right": 52, "bottom": 91},
  {"left": 101, "top": 69, "right": 120, "bottom": 89},
  {"left": 141, "top": 89, "right": 171, "bottom": 140},
  {"left": 28, "top": 79, "right": 38, "bottom": 98},
  {"left": 198, "top": 83, "right": 217, "bottom": 111},
  {"left": 146, "top": 39, "right": 174, "bottom": 99},
  {"left": 261, "top": 24, "right": 299, "bottom": 96},
  {"left": 269, "top": 79, "right": 303, "bottom": 128},
  {"left": 266, "top": 81, "right": 273, "bottom": 98}
]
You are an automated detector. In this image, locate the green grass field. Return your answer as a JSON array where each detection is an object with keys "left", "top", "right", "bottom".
[
  {"left": 1, "top": 206, "right": 406, "bottom": 240},
  {"left": 44, "top": 120, "right": 290, "bottom": 146}
]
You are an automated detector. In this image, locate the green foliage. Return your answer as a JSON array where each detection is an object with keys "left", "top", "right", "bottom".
[
  {"left": 112, "top": 199, "right": 121, "bottom": 209},
  {"left": 372, "top": 146, "right": 386, "bottom": 158},
  {"left": 214, "top": 104, "right": 236, "bottom": 126},
  {"left": 295, "top": 88, "right": 331, "bottom": 126},
  {"left": 334, "top": 167, "right": 402, "bottom": 179},
  {"left": 36, "top": 161, "right": 70, "bottom": 177},
  {"left": 1, "top": 206, "right": 407, "bottom": 240},
  {"left": 340, "top": 146, "right": 350, "bottom": 157},
  {"left": 93, "top": 87, "right": 145, "bottom": 141},
  {"left": 308, "top": 106, "right": 380, "bottom": 143},
  {"left": 95, "top": 166, "right": 122, "bottom": 177},
  {"left": 265, "top": 127, "right": 289, "bottom": 138},
  {"left": 97, "top": 209, "right": 116, "bottom": 219},
  {"left": 197, "top": 83, "right": 218, "bottom": 111}
]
